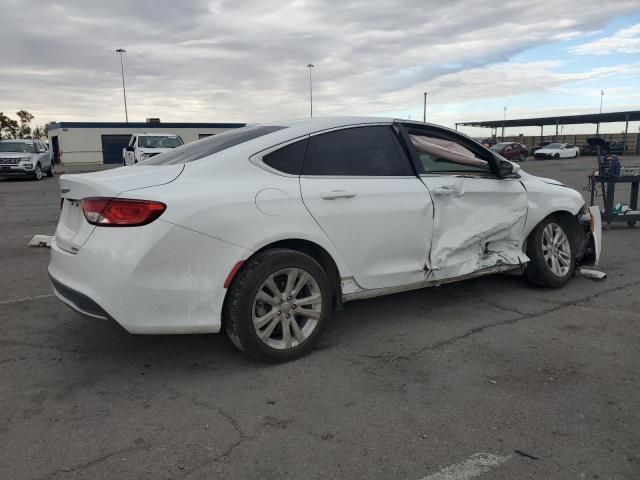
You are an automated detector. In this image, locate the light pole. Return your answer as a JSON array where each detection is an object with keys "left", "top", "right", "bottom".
[
  {"left": 423, "top": 91, "right": 427, "bottom": 122},
  {"left": 116, "top": 48, "right": 129, "bottom": 123},
  {"left": 596, "top": 89, "right": 604, "bottom": 136},
  {"left": 501, "top": 106, "right": 507, "bottom": 139},
  {"left": 307, "top": 63, "right": 314, "bottom": 118}
]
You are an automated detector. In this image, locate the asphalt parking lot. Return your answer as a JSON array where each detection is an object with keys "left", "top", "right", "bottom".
[{"left": 1, "top": 157, "right": 639, "bottom": 480}]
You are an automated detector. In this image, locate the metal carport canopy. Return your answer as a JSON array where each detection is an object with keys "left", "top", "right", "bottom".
[{"left": 456, "top": 110, "right": 640, "bottom": 128}]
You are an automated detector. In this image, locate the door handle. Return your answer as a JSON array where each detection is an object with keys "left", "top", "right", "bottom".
[
  {"left": 321, "top": 190, "right": 357, "bottom": 200},
  {"left": 433, "top": 187, "right": 455, "bottom": 195}
]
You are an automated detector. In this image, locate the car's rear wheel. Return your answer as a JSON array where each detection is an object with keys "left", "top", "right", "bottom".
[
  {"left": 519, "top": 152, "right": 526, "bottom": 162},
  {"left": 525, "top": 215, "right": 576, "bottom": 288},
  {"left": 224, "top": 248, "right": 332, "bottom": 362},
  {"left": 46, "top": 164, "right": 55, "bottom": 177},
  {"left": 574, "top": 151, "right": 579, "bottom": 158},
  {"left": 32, "top": 163, "right": 43, "bottom": 181}
]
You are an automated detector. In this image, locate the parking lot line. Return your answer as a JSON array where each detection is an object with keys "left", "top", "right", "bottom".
[{"left": 419, "top": 453, "right": 511, "bottom": 480}]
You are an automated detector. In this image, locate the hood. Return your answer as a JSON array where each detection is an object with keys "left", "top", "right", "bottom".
[
  {"left": 518, "top": 170, "right": 566, "bottom": 186},
  {"left": 0, "top": 152, "right": 33, "bottom": 158},
  {"left": 140, "top": 148, "right": 174, "bottom": 154}
]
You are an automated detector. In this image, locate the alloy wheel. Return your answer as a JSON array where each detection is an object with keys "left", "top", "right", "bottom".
[
  {"left": 541, "top": 223, "right": 571, "bottom": 277},
  {"left": 252, "top": 268, "right": 322, "bottom": 350},
  {"left": 35, "top": 164, "right": 42, "bottom": 180}
]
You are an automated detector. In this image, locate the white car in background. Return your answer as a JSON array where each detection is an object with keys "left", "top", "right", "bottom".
[
  {"left": 123, "top": 133, "right": 184, "bottom": 165},
  {"left": 534, "top": 143, "right": 580, "bottom": 160},
  {"left": 49, "top": 117, "right": 601, "bottom": 362}
]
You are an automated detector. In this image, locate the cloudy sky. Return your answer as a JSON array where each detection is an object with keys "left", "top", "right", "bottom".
[{"left": 1, "top": 0, "right": 639, "bottom": 135}]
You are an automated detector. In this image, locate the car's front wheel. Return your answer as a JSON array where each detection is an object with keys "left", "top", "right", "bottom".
[
  {"left": 519, "top": 152, "right": 526, "bottom": 162},
  {"left": 32, "top": 163, "right": 43, "bottom": 181},
  {"left": 224, "top": 248, "right": 332, "bottom": 362},
  {"left": 525, "top": 215, "right": 576, "bottom": 288}
]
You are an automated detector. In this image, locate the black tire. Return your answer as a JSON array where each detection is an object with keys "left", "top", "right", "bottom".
[
  {"left": 224, "top": 248, "right": 332, "bottom": 363},
  {"left": 525, "top": 214, "right": 577, "bottom": 288},
  {"left": 554, "top": 153, "right": 560, "bottom": 159},
  {"left": 519, "top": 153, "right": 526, "bottom": 162},
  {"left": 32, "top": 163, "right": 43, "bottom": 181},
  {"left": 46, "top": 164, "right": 55, "bottom": 177}
]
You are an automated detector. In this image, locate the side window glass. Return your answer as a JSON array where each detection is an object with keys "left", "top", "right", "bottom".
[
  {"left": 409, "top": 134, "right": 490, "bottom": 174},
  {"left": 262, "top": 138, "right": 308, "bottom": 175},
  {"left": 302, "top": 126, "right": 412, "bottom": 176}
]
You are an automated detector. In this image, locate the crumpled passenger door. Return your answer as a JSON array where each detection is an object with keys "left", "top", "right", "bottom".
[
  {"left": 397, "top": 123, "right": 529, "bottom": 281},
  {"left": 420, "top": 174, "right": 528, "bottom": 280}
]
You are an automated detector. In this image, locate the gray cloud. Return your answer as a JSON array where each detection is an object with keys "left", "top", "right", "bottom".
[{"left": 1, "top": 0, "right": 638, "bottom": 124}]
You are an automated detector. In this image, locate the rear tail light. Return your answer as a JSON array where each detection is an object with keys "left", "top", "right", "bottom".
[{"left": 81, "top": 197, "right": 166, "bottom": 227}]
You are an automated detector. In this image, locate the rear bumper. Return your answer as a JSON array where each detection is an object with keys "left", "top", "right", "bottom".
[
  {"left": 48, "top": 219, "right": 250, "bottom": 334},
  {"left": 49, "top": 274, "right": 116, "bottom": 322}
]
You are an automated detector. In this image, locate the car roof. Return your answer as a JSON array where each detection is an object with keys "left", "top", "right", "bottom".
[{"left": 258, "top": 116, "right": 478, "bottom": 141}]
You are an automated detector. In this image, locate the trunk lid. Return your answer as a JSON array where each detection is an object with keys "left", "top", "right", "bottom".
[{"left": 55, "top": 165, "right": 183, "bottom": 253}]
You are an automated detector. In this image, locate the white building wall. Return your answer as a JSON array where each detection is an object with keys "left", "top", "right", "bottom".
[{"left": 48, "top": 125, "right": 239, "bottom": 164}]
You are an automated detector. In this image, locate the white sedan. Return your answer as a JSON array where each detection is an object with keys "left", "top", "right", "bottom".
[
  {"left": 49, "top": 117, "right": 601, "bottom": 362},
  {"left": 534, "top": 143, "right": 580, "bottom": 160}
]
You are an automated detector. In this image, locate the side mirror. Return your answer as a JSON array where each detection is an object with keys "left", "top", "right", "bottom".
[
  {"left": 499, "top": 159, "right": 516, "bottom": 177},
  {"left": 125, "top": 146, "right": 134, "bottom": 152}
]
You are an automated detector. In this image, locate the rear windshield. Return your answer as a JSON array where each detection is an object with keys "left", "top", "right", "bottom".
[{"left": 140, "top": 125, "right": 286, "bottom": 165}]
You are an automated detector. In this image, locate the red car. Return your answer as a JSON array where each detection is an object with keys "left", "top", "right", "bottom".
[{"left": 490, "top": 142, "right": 529, "bottom": 161}]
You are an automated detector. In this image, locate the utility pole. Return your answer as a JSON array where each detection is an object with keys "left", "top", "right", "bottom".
[
  {"left": 596, "top": 89, "right": 604, "bottom": 136},
  {"left": 501, "top": 106, "right": 507, "bottom": 139},
  {"left": 423, "top": 91, "right": 427, "bottom": 122},
  {"left": 307, "top": 64, "right": 314, "bottom": 118},
  {"left": 115, "top": 48, "right": 129, "bottom": 123}
]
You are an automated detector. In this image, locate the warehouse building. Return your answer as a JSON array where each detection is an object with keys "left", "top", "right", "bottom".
[{"left": 47, "top": 119, "right": 246, "bottom": 164}]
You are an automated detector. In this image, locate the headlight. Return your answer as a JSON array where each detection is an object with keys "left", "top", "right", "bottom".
[
  {"left": 140, "top": 153, "right": 150, "bottom": 160},
  {"left": 20, "top": 156, "right": 31, "bottom": 163}
]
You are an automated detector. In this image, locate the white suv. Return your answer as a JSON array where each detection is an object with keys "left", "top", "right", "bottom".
[{"left": 122, "top": 133, "right": 184, "bottom": 165}]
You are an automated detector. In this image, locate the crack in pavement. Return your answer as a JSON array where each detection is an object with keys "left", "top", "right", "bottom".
[
  {"left": 429, "top": 278, "right": 640, "bottom": 352},
  {"left": 359, "top": 278, "right": 640, "bottom": 365},
  {"left": 0, "top": 293, "right": 55, "bottom": 306},
  {"left": 177, "top": 397, "right": 255, "bottom": 479},
  {"left": 36, "top": 442, "right": 152, "bottom": 480}
]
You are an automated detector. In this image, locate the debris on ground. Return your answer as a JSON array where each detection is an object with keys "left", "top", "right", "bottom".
[
  {"left": 27, "top": 235, "right": 53, "bottom": 248},
  {"left": 579, "top": 268, "right": 607, "bottom": 280},
  {"left": 514, "top": 449, "right": 539, "bottom": 460}
]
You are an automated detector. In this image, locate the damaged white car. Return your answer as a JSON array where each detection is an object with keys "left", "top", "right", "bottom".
[{"left": 49, "top": 117, "right": 601, "bottom": 362}]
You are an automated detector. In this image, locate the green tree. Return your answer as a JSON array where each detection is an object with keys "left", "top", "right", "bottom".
[
  {"left": 0, "top": 112, "right": 19, "bottom": 139},
  {"left": 16, "top": 110, "right": 35, "bottom": 138}
]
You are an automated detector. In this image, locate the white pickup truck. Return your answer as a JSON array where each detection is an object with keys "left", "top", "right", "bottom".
[{"left": 122, "top": 133, "right": 184, "bottom": 165}]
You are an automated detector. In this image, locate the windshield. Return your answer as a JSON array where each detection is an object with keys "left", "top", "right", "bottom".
[
  {"left": 140, "top": 125, "right": 286, "bottom": 165},
  {"left": 0, "top": 142, "right": 34, "bottom": 153},
  {"left": 545, "top": 143, "right": 563, "bottom": 149},
  {"left": 138, "top": 136, "right": 184, "bottom": 149},
  {"left": 490, "top": 143, "right": 512, "bottom": 150}
]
